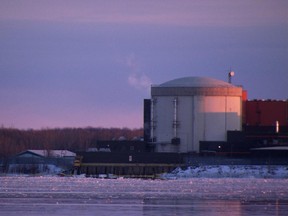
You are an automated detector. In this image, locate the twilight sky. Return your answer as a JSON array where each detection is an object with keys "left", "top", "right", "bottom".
[{"left": 0, "top": 0, "right": 287, "bottom": 129}]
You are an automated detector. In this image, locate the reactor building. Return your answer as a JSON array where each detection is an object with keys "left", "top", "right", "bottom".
[{"left": 145, "top": 76, "right": 245, "bottom": 153}]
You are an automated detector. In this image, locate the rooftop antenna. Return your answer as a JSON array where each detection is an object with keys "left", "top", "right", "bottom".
[{"left": 228, "top": 68, "right": 235, "bottom": 84}]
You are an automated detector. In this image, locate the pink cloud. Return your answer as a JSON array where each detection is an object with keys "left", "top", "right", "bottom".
[
  {"left": 0, "top": 0, "right": 286, "bottom": 27},
  {"left": 1, "top": 105, "right": 143, "bottom": 129}
]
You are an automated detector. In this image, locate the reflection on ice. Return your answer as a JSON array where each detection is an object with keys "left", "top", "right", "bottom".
[{"left": 0, "top": 177, "right": 288, "bottom": 215}]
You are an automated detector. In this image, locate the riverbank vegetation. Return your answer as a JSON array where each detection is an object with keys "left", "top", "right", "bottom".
[{"left": 0, "top": 127, "right": 143, "bottom": 159}]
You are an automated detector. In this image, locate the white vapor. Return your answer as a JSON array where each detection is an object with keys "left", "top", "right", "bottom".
[
  {"left": 128, "top": 73, "right": 151, "bottom": 90},
  {"left": 123, "top": 53, "right": 152, "bottom": 91}
]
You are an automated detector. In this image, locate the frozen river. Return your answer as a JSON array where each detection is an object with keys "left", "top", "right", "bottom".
[{"left": 1, "top": 176, "right": 288, "bottom": 215}]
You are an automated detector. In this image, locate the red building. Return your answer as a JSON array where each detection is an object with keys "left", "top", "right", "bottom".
[{"left": 243, "top": 100, "right": 288, "bottom": 132}]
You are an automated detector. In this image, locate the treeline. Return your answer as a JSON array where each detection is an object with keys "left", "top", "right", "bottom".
[{"left": 0, "top": 127, "right": 143, "bottom": 158}]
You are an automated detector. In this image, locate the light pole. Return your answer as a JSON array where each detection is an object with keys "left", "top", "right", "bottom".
[{"left": 228, "top": 71, "right": 235, "bottom": 84}]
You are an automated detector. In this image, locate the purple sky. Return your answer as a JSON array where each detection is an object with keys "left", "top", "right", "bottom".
[{"left": 0, "top": 0, "right": 287, "bottom": 129}]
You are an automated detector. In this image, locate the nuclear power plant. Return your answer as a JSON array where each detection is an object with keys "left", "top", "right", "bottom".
[
  {"left": 144, "top": 76, "right": 288, "bottom": 156},
  {"left": 148, "top": 76, "right": 244, "bottom": 153},
  {"left": 75, "top": 75, "right": 288, "bottom": 178}
]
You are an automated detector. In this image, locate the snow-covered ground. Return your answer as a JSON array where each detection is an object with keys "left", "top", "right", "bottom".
[
  {"left": 162, "top": 165, "right": 288, "bottom": 179},
  {"left": 5, "top": 164, "right": 288, "bottom": 179}
]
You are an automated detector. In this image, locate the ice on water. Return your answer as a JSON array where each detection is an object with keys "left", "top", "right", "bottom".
[{"left": 1, "top": 175, "right": 288, "bottom": 216}]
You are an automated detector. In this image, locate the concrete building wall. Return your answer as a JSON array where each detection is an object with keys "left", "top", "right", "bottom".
[{"left": 178, "top": 96, "right": 193, "bottom": 152}]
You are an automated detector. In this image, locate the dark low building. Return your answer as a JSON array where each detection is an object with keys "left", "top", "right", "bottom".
[
  {"left": 199, "top": 129, "right": 288, "bottom": 165},
  {"left": 75, "top": 148, "right": 185, "bottom": 178},
  {"left": 8, "top": 150, "right": 76, "bottom": 174},
  {"left": 75, "top": 140, "right": 186, "bottom": 178}
]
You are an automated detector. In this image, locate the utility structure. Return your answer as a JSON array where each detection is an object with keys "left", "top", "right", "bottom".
[{"left": 228, "top": 70, "right": 235, "bottom": 84}]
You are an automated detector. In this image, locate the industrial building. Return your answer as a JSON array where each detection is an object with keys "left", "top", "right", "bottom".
[
  {"left": 74, "top": 76, "right": 288, "bottom": 177},
  {"left": 146, "top": 76, "right": 245, "bottom": 153},
  {"left": 243, "top": 99, "right": 288, "bottom": 133}
]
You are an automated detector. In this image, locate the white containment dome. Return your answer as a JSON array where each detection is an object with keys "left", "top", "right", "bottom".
[{"left": 150, "top": 77, "right": 243, "bottom": 153}]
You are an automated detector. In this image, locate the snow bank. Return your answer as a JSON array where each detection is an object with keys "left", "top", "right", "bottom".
[{"left": 161, "top": 165, "right": 288, "bottom": 179}]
